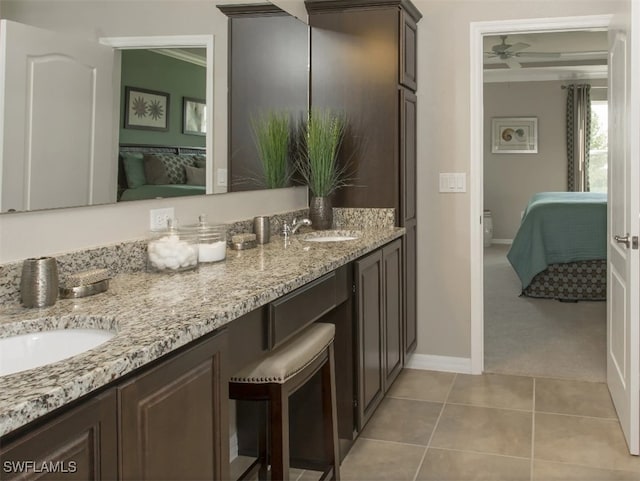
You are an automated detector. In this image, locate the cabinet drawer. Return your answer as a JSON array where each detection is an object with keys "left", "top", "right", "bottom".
[{"left": 268, "top": 272, "right": 337, "bottom": 349}]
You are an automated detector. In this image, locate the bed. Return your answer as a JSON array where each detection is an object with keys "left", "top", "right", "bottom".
[
  {"left": 117, "top": 144, "right": 206, "bottom": 201},
  {"left": 506, "top": 192, "right": 607, "bottom": 301}
]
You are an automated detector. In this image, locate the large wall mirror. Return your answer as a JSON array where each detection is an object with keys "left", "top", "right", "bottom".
[{"left": 0, "top": 0, "right": 309, "bottom": 214}]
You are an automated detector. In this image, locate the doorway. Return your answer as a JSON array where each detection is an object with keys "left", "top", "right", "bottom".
[
  {"left": 481, "top": 30, "right": 608, "bottom": 381},
  {"left": 469, "top": 13, "right": 640, "bottom": 455}
]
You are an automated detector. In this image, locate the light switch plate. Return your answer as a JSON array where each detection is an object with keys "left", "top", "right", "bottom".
[{"left": 439, "top": 173, "right": 467, "bottom": 193}]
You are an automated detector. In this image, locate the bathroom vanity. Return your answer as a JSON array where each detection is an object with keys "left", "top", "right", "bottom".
[{"left": 0, "top": 225, "right": 404, "bottom": 480}]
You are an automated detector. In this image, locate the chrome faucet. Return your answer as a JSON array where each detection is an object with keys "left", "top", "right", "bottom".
[{"left": 282, "top": 217, "right": 312, "bottom": 239}]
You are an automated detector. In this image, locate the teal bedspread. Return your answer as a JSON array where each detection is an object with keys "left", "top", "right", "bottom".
[
  {"left": 507, "top": 192, "right": 607, "bottom": 288},
  {"left": 119, "top": 184, "right": 205, "bottom": 201}
]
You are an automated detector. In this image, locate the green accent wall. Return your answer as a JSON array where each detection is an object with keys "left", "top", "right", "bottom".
[{"left": 119, "top": 50, "right": 206, "bottom": 148}]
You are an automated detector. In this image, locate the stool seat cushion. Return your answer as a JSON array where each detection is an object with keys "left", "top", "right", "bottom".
[{"left": 230, "top": 323, "right": 335, "bottom": 384}]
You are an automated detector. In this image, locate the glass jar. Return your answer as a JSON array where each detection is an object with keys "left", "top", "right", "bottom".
[
  {"left": 183, "top": 215, "right": 227, "bottom": 263},
  {"left": 147, "top": 219, "right": 199, "bottom": 272}
]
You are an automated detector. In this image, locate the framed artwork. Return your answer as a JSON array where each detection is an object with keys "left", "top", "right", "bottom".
[
  {"left": 182, "top": 97, "right": 206, "bottom": 136},
  {"left": 124, "top": 86, "right": 169, "bottom": 131},
  {"left": 491, "top": 117, "right": 538, "bottom": 153}
]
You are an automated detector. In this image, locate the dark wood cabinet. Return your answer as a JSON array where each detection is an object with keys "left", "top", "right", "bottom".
[
  {"left": 310, "top": 0, "right": 420, "bottom": 361},
  {"left": 354, "top": 239, "right": 404, "bottom": 431},
  {"left": 0, "top": 390, "right": 117, "bottom": 481},
  {"left": 400, "top": 9, "right": 418, "bottom": 91},
  {"left": 119, "top": 330, "right": 228, "bottom": 481},
  {"left": 354, "top": 248, "right": 384, "bottom": 431},
  {"left": 383, "top": 239, "right": 403, "bottom": 388},
  {"left": 401, "top": 89, "right": 418, "bottom": 358}
]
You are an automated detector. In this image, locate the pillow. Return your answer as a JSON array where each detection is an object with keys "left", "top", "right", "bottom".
[
  {"left": 191, "top": 154, "right": 206, "bottom": 169},
  {"left": 145, "top": 153, "right": 195, "bottom": 184},
  {"left": 185, "top": 165, "right": 206, "bottom": 186},
  {"left": 121, "top": 152, "right": 146, "bottom": 189},
  {"left": 144, "top": 155, "right": 171, "bottom": 185}
]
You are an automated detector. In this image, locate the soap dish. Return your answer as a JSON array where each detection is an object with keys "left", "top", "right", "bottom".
[
  {"left": 230, "top": 232, "right": 257, "bottom": 250},
  {"left": 230, "top": 239, "right": 257, "bottom": 251},
  {"left": 60, "top": 268, "right": 110, "bottom": 299},
  {"left": 60, "top": 278, "right": 110, "bottom": 299}
]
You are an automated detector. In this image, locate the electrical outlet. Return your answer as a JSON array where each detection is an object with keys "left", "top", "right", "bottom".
[{"left": 150, "top": 207, "right": 175, "bottom": 231}]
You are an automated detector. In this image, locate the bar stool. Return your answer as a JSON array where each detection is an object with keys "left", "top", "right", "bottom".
[{"left": 229, "top": 322, "right": 340, "bottom": 481}]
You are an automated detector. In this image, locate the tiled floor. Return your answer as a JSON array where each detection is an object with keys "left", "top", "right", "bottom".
[
  {"left": 232, "top": 369, "right": 640, "bottom": 480},
  {"left": 338, "top": 369, "right": 640, "bottom": 481}
]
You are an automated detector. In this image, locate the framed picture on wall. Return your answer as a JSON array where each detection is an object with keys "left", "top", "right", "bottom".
[
  {"left": 182, "top": 97, "right": 206, "bottom": 136},
  {"left": 124, "top": 86, "right": 170, "bottom": 131},
  {"left": 491, "top": 117, "right": 538, "bottom": 153}
]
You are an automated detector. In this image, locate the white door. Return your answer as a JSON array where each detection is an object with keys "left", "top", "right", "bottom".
[
  {"left": 607, "top": 23, "right": 640, "bottom": 453},
  {"left": 0, "top": 20, "right": 115, "bottom": 212}
]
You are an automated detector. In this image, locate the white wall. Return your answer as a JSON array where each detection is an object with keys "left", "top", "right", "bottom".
[
  {"left": 412, "top": 0, "right": 624, "bottom": 360},
  {"left": 483, "top": 81, "right": 568, "bottom": 240},
  {"left": 0, "top": 1, "right": 308, "bottom": 263}
]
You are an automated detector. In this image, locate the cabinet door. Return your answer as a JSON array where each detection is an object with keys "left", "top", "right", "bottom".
[
  {"left": 404, "top": 220, "right": 418, "bottom": 357},
  {"left": 0, "top": 390, "right": 117, "bottom": 481},
  {"left": 400, "top": 11, "right": 418, "bottom": 91},
  {"left": 354, "top": 250, "right": 384, "bottom": 431},
  {"left": 119, "top": 330, "right": 228, "bottom": 481},
  {"left": 383, "top": 239, "right": 403, "bottom": 389},
  {"left": 400, "top": 88, "right": 417, "bottom": 226}
]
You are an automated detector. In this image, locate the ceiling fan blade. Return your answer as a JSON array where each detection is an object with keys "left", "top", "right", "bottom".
[
  {"left": 507, "top": 42, "right": 530, "bottom": 53},
  {"left": 515, "top": 51, "right": 561, "bottom": 58},
  {"left": 504, "top": 57, "right": 522, "bottom": 69}
]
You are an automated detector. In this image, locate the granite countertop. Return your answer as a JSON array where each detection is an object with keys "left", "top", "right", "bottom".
[{"left": 0, "top": 227, "right": 403, "bottom": 437}]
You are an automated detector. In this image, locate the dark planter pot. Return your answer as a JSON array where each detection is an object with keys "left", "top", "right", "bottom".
[{"left": 309, "top": 196, "right": 333, "bottom": 230}]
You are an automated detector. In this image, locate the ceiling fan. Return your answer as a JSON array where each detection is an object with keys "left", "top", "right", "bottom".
[{"left": 484, "top": 35, "right": 561, "bottom": 69}]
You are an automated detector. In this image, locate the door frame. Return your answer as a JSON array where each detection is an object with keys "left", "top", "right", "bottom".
[
  {"left": 468, "top": 15, "right": 614, "bottom": 375},
  {"left": 98, "top": 35, "right": 217, "bottom": 194}
]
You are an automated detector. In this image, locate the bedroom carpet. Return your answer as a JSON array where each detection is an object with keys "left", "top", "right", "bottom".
[{"left": 484, "top": 244, "right": 606, "bottom": 382}]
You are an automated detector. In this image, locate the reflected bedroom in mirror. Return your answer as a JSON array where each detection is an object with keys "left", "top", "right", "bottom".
[{"left": 0, "top": 0, "right": 308, "bottom": 214}]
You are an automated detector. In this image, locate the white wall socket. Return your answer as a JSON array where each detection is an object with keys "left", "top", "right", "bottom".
[{"left": 150, "top": 207, "right": 175, "bottom": 231}]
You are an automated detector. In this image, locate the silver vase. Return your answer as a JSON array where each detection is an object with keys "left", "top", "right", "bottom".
[
  {"left": 309, "top": 196, "right": 333, "bottom": 230},
  {"left": 20, "top": 257, "right": 59, "bottom": 308}
]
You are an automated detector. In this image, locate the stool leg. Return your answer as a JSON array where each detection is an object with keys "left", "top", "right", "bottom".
[
  {"left": 268, "top": 384, "right": 290, "bottom": 481},
  {"left": 321, "top": 344, "right": 341, "bottom": 480}
]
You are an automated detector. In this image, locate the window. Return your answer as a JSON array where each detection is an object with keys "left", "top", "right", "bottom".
[{"left": 589, "top": 101, "right": 608, "bottom": 193}]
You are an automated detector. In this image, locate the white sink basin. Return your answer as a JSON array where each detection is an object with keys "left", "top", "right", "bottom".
[
  {"left": 303, "top": 231, "right": 361, "bottom": 242},
  {"left": 304, "top": 235, "right": 359, "bottom": 242},
  {"left": 0, "top": 328, "right": 116, "bottom": 376}
]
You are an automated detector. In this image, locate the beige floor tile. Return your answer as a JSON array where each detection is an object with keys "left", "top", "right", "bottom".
[
  {"left": 416, "top": 448, "right": 531, "bottom": 481},
  {"left": 535, "top": 378, "right": 617, "bottom": 419},
  {"left": 387, "top": 369, "right": 456, "bottom": 402},
  {"left": 533, "top": 460, "right": 640, "bottom": 481},
  {"left": 360, "top": 397, "right": 442, "bottom": 445},
  {"left": 338, "top": 438, "right": 426, "bottom": 481},
  {"left": 448, "top": 373, "right": 533, "bottom": 411},
  {"left": 535, "top": 413, "right": 640, "bottom": 472},
  {"left": 431, "top": 404, "right": 532, "bottom": 458},
  {"left": 295, "top": 469, "right": 323, "bottom": 481}
]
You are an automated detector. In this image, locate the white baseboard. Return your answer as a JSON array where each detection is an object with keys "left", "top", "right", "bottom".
[
  {"left": 230, "top": 432, "right": 238, "bottom": 462},
  {"left": 405, "top": 353, "right": 473, "bottom": 373},
  {"left": 490, "top": 239, "right": 513, "bottom": 245}
]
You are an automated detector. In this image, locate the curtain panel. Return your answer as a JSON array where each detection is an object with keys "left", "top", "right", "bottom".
[{"left": 566, "top": 84, "right": 592, "bottom": 192}]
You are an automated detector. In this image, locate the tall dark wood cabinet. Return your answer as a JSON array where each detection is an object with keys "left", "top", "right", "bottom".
[
  {"left": 119, "top": 331, "right": 228, "bottom": 481},
  {"left": 0, "top": 390, "right": 117, "bottom": 481},
  {"left": 308, "top": 0, "right": 421, "bottom": 360},
  {"left": 217, "top": 4, "right": 308, "bottom": 192},
  {"left": 354, "top": 239, "right": 403, "bottom": 431}
]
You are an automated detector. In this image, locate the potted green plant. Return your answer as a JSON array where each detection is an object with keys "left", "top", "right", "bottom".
[
  {"left": 295, "top": 108, "right": 348, "bottom": 230},
  {"left": 251, "top": 111, "right": 292, "bottom": 189}
]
